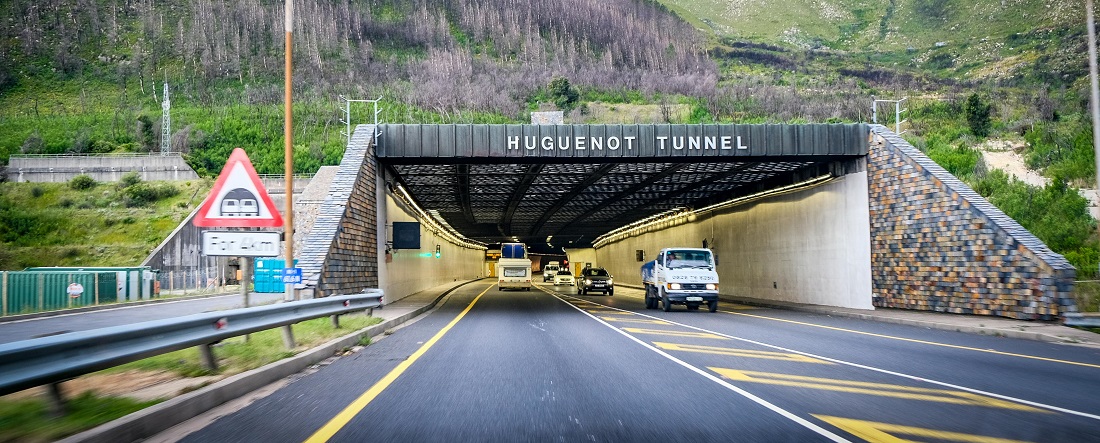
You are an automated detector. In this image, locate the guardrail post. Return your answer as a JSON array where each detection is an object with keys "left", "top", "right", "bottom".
[
  {"left": 330, "top": 314, "right": 340, "bottom": 328},
  {"left": 199, "top": 344, "right": 218, "bottom": 371},
  {"left": 281, "top": 325, "right": 295, "bottom": 349},
  {"left": 46, "top": 383, "right": 66, "bottom": 417}
]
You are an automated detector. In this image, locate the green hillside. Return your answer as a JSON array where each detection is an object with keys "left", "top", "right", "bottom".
[
  {"left": 660, "top": 0, "right": 1084, "bottom": 83},
  {"left": 0, "top": 0, "right": 1095, "bottom": 279},
  {"left": 0, "top": 175, "right": 211, "bottom": 269}
]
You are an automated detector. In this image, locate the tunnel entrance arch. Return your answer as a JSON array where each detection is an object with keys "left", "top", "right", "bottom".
[{"left": 375, "top": 123, "right": 868, "bottom": 252}]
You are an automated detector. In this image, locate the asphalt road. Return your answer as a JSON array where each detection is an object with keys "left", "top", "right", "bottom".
[
  {"left": 175, "top": 282, "right": 1100, "bottom": 442},
  {"left": 0, "top": 292, "right": 286, "bottom": 344}
]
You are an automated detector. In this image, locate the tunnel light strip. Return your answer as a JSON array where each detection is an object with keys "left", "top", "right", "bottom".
[
  {"left": 592, "top": 174, "right": 837, "bottom": 249},
  {"left": 395, "top": 184, "right": 486, "bottom": 249}
]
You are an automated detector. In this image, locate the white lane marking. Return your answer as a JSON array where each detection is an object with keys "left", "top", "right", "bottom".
[
  {"left": 560, "top": 294, "right": 1100, "bottom": 422},
  {"left": 538, "top": 289, "right": 852, "bottom": 443}
]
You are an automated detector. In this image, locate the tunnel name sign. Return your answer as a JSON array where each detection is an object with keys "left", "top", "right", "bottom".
[{"left": 506, "top": 135, "right": 749, "bottom": 152}]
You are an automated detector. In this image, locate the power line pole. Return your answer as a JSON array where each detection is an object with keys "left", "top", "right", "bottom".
[{"left": 161, "top": 80, "right": 171, "bottom": 155}]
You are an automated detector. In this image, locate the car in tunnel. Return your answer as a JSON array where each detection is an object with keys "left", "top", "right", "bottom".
[
  {"left": 578, "top": 267, "right": 613, "bottom": 295},
  {"left": 552, "top": 271, "right": 575, "bottom": 286}
]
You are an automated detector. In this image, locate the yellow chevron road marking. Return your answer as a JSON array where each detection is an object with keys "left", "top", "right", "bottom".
[
  {"left": 622, "top": 328, "right": 728, "bottom": 340},
  {"left": 813, "top": 415, "right": 1034, "bottom": 443},
  {"left": 653, "top": 342, "right": 833, "bottom": 364},
  {"left": 710, "top": 369, "right": 1044, "bottom": 412},
  {"left": 600, "top": 317, "right": 671, "bottom": 325}
]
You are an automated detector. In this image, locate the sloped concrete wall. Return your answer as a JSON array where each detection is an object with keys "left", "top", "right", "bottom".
[{"left": 867, "top": 126, "right": 1076, "bottom": 319}]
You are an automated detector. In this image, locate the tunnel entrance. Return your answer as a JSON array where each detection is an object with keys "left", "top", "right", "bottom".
[{"left": 375, "top": 123, "right": 868, "bottom": 252}]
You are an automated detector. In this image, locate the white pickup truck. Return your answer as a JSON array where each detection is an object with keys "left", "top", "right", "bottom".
[{"left": 640, "top": 248, "right": 719, "bottom": 312}]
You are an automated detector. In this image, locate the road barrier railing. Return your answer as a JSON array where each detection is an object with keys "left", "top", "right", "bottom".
[{"left": 0, "top": 290, "right": 383, "bottom": 399}]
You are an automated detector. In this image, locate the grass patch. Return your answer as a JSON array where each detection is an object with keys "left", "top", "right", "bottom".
[
  {"left": 1074, "top": 281, "right": 1100, "bottom": 313},
  {"left": 0, "top": 392, "right": 160, "bottom": 443},
  {"left": 0, "top": 313, "right": 382, "bottom": 442},
  {"left": 108, "top": 314, "right": 382, "bottom": 377}
]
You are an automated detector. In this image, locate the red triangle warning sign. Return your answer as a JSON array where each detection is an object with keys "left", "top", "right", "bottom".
[{"left": 193, "top": 148, "right": 284, "bottom": 228}]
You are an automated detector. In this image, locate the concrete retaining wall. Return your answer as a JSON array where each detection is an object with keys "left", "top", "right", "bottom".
[
  {"left": 867, "top": 126, "right": 1076, "bottom": 319},
  {"left": 8, "top": 154, "right": 199, "bottom": 183}
]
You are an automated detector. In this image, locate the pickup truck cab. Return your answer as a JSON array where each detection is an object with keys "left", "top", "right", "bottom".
[{"left": 640, "top": 248, "right": 719, "bottom": 312}]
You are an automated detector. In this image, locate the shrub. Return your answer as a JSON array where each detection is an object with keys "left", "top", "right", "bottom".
[
  {"left": 30, "top": 186, "right": 44, "bottom": 198},
  {"left": 927, "top": 143, "right": 980, "bottom": 178},
  {"left": 122, "top": 182, "right": 179, "bottom": 207},
  {"left": 965, "top": 93, "right": 992, "bottom": 138},
  {"left": 119, "top": 172, "right": 142, "bottom": 188},
  {"left": 69, "top": 174, "right": 97, "bottom": 190}
]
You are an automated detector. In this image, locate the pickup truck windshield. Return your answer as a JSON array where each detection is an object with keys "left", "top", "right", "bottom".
[{"left": 666, "top": 251, "right": 714, "bottom": 269}]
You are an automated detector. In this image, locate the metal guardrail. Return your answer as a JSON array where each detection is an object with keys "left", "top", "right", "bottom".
[{"left": 0, "top": 291, "right": 382, "bottom": 396}]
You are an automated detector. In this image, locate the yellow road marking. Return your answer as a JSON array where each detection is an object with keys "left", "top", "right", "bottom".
[
  {"left": 654, "top": 342, "right": 833, "bottom": 364},
  {"left": 723, "top": 311, "right": 1100, "bottom": 370},
  {"left": 622, "top": 327, "right": 728, "bottom": 340},
  {"left": 814, "top": 415, "right": 1034, "bottom": 443},
  {"left": 600, "top": 317, "right": 671, "bottom": 325},
  {"left": 303, "top": 285, "right": 492, "bottom": 443},
  {"left": 710, "top": 368, "right": 1044, "bottom": 412}
]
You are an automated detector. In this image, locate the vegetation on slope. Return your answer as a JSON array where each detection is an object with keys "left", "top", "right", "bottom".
[{"left": 0, "top": 173, "right": 210, "bottom": 269}]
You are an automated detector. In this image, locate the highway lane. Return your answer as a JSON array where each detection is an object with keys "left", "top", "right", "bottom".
[
  {"left": 174, "top": 282, "right": 1100, "bottom": 442},
  {"left": 0, "top": 292, "right": 285, "bottom": 344}
]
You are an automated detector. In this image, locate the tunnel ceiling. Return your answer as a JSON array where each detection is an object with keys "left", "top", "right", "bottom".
[{"left": 375, "top": 124, "right": 868, "bottom": 253}]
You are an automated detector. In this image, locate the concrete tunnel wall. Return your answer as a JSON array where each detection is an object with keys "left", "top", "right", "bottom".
[
  {"left": 571, "top": 170, "right": 875, "bottom": 310},
  {"left": 375, "top": 169, "right": 485, "bottom": 301}
]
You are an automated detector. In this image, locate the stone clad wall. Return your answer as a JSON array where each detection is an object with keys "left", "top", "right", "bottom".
[
  {"left": 298, "top": 125, "right": 379, "bottom": 297},
  {"left": 867, "top": 126, "right": 1077, "bottom": 320}
]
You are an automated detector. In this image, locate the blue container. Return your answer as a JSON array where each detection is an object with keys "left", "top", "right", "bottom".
[{"left": 254, "top": 259, "right": 297, "bottom": 293}]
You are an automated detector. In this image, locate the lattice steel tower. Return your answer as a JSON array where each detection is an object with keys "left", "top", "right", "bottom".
[{"left": 161, "top": 82, "right": 171, "bottom": 155}]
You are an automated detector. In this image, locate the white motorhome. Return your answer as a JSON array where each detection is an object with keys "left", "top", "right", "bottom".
[{"left": 496, "top": 242, "right": 532, "bottom": 291}]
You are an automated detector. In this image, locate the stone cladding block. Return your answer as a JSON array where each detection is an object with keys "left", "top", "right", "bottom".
[
  {"left": 866, "top": 126, "right": 1076, "bottom": 320},
  {"left": 297, "top": 125, "right": 379, "bottom": 297}
]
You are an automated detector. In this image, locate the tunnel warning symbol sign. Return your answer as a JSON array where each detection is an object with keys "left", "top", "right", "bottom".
[{"left": 193, "top": 148, "right": 284, "bottom": 228}]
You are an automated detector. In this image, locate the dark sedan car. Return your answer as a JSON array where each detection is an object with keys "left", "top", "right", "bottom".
[{"left": 579, "top": 267, "right": 613, "bottom": 295}]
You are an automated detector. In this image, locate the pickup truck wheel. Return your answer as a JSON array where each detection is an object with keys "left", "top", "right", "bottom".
[
  {"left": 661, "top": 292, "right": 672, "bottom": 312},
  {"left": 708, "top": 300, "right": 718, "bottom": 312},
  {"left": 607, "top": 289, "right": 613, "bottom": 296}
]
